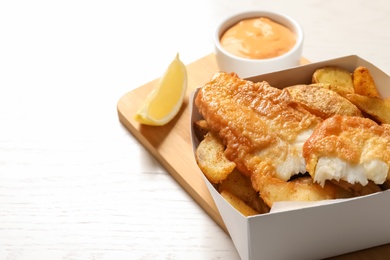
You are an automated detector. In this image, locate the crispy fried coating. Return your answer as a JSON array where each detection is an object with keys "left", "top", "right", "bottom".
[
  {"left": 195, "top": 72, "right": 321, "bottom": 180},
  {"left": 195, "top": 72, "right": 351, "bottom": 207},
  {"left": 303, "top": 115, "right": 390, "bottom": 186}
]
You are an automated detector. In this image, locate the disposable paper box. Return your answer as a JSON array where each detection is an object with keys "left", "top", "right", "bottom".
[{"left": 190, "top": 55, "right": 390, "bottom": 260}]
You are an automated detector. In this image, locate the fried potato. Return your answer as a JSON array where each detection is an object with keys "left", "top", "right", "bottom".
[
  {"left": 312, "top": 66, "right": 354, "bottom": 95},
  {"left": 310, "top": 83, "right": 351, "bottom": 97},
  {"left": 346, "top": 93, "right": 390, "bottom": 124},
  {"left": 195, "top": 132, "right": 236, "bottom": 184},
  {"left": 194, "top": 65, "right": 387, "bottom": 214},
  {"left": 251, "top": 174, "right": 352, "bottom": 208},
  {"left": 380, "top": 180, "right": 390, "bottom": 191},
  {"left": 219, "top": 169, "right": 270, "bottom": 214},
  {"left": 193, "top": 119, "right": 209, "bottom": 141},
  {"left": 332, "top": 180, "right": 381, "bottom": 197},
  {"left": 220, "top": 190, "right": 259, "bottom": 216},
  {"left": 352, "top": 66, "right": 381, "bottom": 98},
  {"left": 285, "top": 84, "right": 362, "bottom": 119}
]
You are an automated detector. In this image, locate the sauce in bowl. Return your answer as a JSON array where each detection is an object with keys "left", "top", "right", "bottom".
[{"left": 220, "top": 17, "right": 296, "bottom": 60}]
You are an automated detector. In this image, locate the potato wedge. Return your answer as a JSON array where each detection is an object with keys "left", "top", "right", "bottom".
[
  {"left": 285, "top": 84, "right": 362, "bottom": 119},
  {"left": 312, "top": 66, "right": 354, "bottom": 95},
  {"left": 219, "top": 169, "right": 270, "bottom": 214},
  {"left": 346, "top": 93, "right": 390, "bottom": 124},
  {"left": 195, "top": 132, "right": 236, "bottom": 184},
  {"left": 193, "top": 119, "right": 209, "bottom": 141},
  {"left": 380, "top": 180, "right": 390, "bottom": 191},
  {"left": 352, "top": 66, "right": 381, "bottom": 98},
  {"left": 310, "top": 83, "right": 350, "bottom": 97},
  {"left": 332, "top": 180, "right": 381, "bottom": 197},
  {"left": 220, "top": 190, "right": 259, "bottom": 217}
]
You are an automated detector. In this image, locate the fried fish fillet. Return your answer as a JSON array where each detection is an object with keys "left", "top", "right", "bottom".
[
  {"left": 195, "top": 72, "right": 351, "bottom": 207},
  {"left": 303, "top": 115, "right": 390, "bottom": 187}
]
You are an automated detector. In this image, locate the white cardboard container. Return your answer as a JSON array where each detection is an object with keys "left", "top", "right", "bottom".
[{"left": 190, "top": 55, "right": 390, "bottom": 260}]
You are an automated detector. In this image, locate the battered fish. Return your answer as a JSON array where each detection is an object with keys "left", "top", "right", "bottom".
[
  {"left": 304, "top": 115, "right": 390, "bottom": 187},
  {"left": 195, "top": 72, "right": 351, "bottom": 207}
]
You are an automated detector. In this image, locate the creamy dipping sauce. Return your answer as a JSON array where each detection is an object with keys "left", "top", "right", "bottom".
[{"left": 220, "top": 17, "right": 296, "bottom": 59}]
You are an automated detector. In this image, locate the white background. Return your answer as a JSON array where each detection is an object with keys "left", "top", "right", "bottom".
[{"left": 1, "top": 0, "right": 389, "bottom": 259}]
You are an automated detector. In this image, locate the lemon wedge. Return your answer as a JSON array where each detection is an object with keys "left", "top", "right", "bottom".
[{"left": 134, "top": 53, "right": 188, "bottom": 126}]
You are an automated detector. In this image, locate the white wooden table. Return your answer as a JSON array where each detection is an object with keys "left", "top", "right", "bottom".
[{"left": 1, "top": 0, "right": 390, "bottom": 259}]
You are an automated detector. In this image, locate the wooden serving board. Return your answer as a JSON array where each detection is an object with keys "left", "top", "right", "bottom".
[
  {"left": 117, "top": 53, "right": 227, "bottom": 231},
  {"left": 117, "top": 54, "right": 390, "bottom": 259}
]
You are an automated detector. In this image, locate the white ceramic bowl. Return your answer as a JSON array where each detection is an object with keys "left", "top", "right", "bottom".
[{"left": 214, "top": 10, "right": 304, "bottom": 78}]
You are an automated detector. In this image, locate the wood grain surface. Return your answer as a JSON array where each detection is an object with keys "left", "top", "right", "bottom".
[
  {"left": 117, "top": 53, "right": 390, "bottom": 259},
  {"left": 117, "top": 53, "right": 227, "bottom": 231}
]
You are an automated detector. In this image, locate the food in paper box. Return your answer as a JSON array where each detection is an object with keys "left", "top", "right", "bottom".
[
  {"left": 193, "top": 65, "right": 390, "bottom": 216},
  {"left": 190, "top": 56, "right": 390, "bottom": 260}
]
